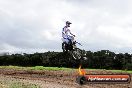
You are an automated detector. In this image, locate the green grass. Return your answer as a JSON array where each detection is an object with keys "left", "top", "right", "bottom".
[
  {"left": 107, "top": 69, "right": 132, "bottom": 74},
  {"left": 84, "top": 68, "right": 132, "bottom": 74},
  {"left": 0, "top": 66, "right": 132, "bottom": 73},
  {"left": 0, "top": 66, "right": 72, "bottom": 71},
  {"left": 29, "top": 66, "right": 72, "bottom": 71}
]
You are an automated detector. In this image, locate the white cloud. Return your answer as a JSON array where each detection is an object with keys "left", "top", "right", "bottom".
[{"left": 0, "top": 0, "right": 132, "bottom": 53}]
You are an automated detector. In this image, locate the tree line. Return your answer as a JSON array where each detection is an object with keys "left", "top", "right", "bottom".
[{"left": 0, "top": 50, "right": 132, "bottom": 70}]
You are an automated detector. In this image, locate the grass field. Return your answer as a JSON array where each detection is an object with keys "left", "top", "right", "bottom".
[
  {"left": 0, "top": 66, "right": 132, "bottom": 73},
  {"left": 0, "top": 66, "right": 72, "bottom": 71}
]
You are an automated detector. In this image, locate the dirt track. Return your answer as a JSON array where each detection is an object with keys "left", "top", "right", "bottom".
[{"left": 0, "top": 68, "right": 131, "bottom": 88}]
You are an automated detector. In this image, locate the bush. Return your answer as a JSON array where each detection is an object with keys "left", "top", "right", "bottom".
[{"left": 126, "top": 63, "right": 132, "bottom": 70}]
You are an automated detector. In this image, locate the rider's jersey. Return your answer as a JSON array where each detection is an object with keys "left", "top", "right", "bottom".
[{"left": 62, "top": 26, "right": 71, "bottom": 39}]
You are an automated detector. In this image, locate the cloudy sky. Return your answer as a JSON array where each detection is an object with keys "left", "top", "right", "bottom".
[{"left": 0, "top": 0, "right": 132, "bottom": 54}]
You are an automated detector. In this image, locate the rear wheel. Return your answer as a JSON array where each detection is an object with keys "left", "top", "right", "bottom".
[{"left": 62, "top": 42, "right": 68, "bottom": 52}]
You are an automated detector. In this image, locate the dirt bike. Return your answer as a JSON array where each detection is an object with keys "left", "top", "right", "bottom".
[{"left": 62, "top": 36, "right": 87, "bottom": 59}]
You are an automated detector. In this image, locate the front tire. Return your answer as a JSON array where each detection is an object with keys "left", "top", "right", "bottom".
[{"left": 70, "top": 48, "right": 81, "bottom": 59}]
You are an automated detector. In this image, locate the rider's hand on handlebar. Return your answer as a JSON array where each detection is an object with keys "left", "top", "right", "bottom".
[{"left": 73, "top": 35, "right": 75, "bottom": 37}]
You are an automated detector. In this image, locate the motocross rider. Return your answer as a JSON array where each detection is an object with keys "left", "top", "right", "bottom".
[{"left": 62, "top": 21, "right": 75, "bottom": 45}]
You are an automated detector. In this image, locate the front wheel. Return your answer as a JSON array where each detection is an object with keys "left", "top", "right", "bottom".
[{"left": 70, "top": 48, "right": 82, "bottom": 59}]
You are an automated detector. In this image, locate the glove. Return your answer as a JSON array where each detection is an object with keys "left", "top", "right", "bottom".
[{"left": 73, "top": 35, "right": 75, "bottom": 37}]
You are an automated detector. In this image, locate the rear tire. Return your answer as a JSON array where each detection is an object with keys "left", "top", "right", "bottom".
[{"left": 62, "top": 42, "right": 68, "bottom": 52}]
